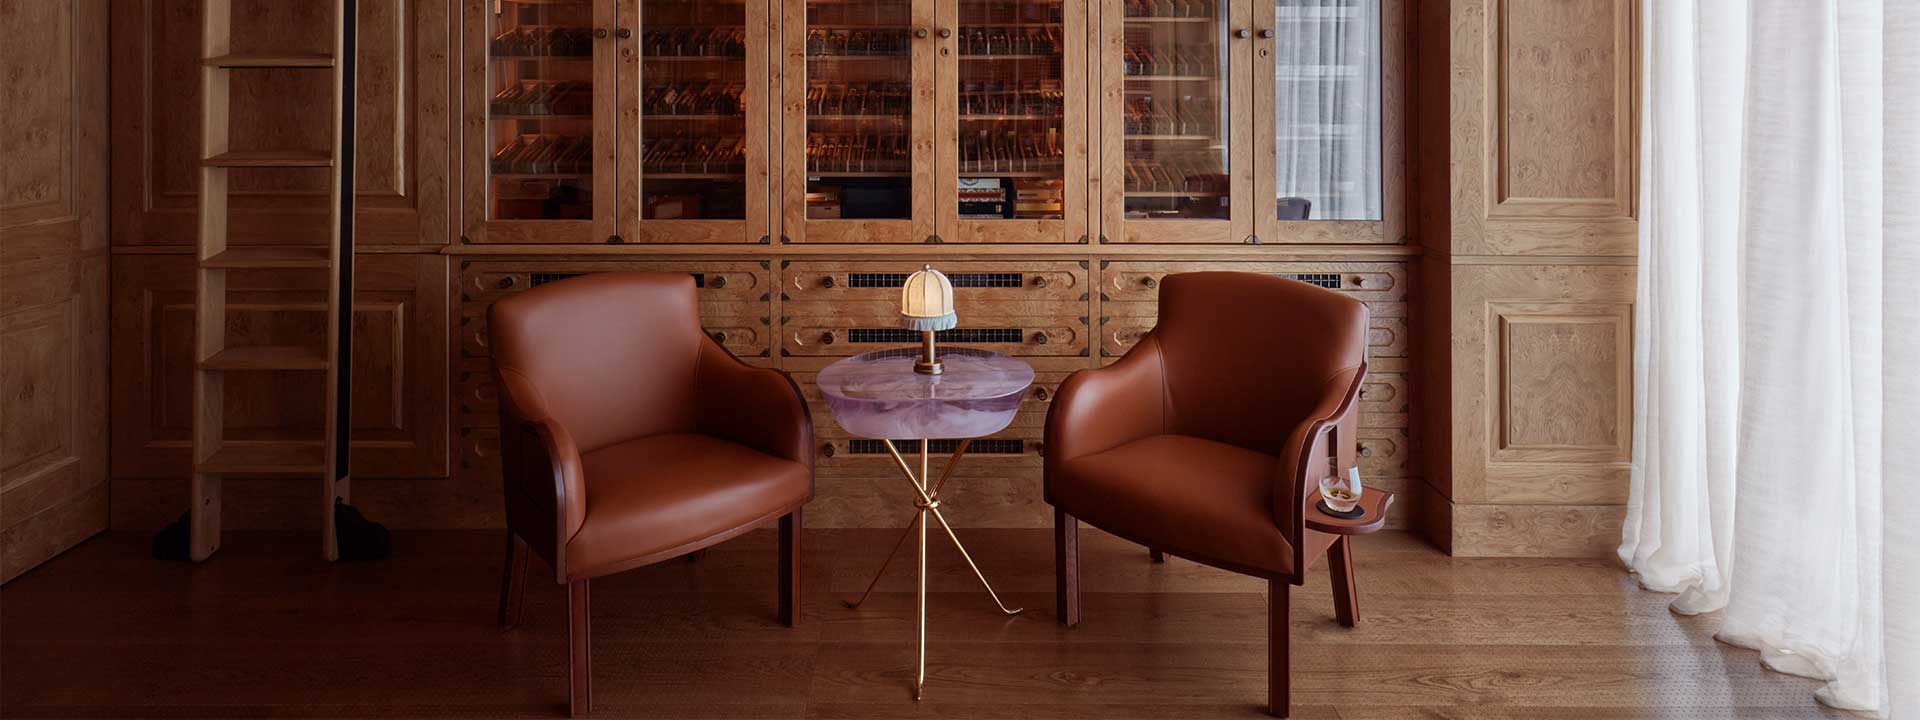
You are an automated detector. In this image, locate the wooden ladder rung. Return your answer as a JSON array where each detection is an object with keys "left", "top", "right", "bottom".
[
  {"left": 203, "top": 150, "right": 334, "bottom": 168},
  {"left": 197, "top": 442, "right": 329, "bottom": 475},
  {"left": 200, "top": 345, "right": 331, "bottom": 371},
  {"left": 203, "top": 53, "right": 336, "bottom": 68},
  {"left": 202, "top": 246, "right": 333, "bottom": 269}
]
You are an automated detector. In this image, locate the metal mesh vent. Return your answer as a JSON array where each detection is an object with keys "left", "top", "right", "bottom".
[
  {"left": 1278, "top": 273, "right": 1341, "bottom": 290},
  {"left": 847, "top": 272, "right": 1024, "bottom": 288},
  {"left": 848, "top": 328, "right": 1025, "bottom": 344},
  {"left": 848, "top": 439, "right": 1026, "bottom": 455},
  {"left": 529, "top": 272, "right": 705, "bottom": 288}
]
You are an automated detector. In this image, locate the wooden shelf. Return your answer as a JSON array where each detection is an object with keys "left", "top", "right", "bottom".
[
  {"left": 203, "top": 150, "right": 333, "bottom": 168},
  {"left": 201, "top": 246, "right": 332, "bottom": 269},
  {"left": 200, "top": 345, "right": 330, "bottom": 371},
  {"left": 196, "top": 442, "right": 328, "bottom": 475},
  {"left": 203, "top": 53, "right": 336, "bottom": 68}
]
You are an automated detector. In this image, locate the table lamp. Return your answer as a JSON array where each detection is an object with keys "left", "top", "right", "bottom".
[{"left": 901, "top": 265, "right": 956, "bottom": 374}]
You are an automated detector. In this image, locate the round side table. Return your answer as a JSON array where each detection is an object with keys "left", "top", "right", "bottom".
[{"left": 816, "top": 347, "right": 1034, "bottom": 700}]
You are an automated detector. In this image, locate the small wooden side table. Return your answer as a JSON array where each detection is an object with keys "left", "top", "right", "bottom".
[
  {"left": 1304, "top": 488, "right": 1396, "bottom": 536},
  {"left": 816, "top": 347, "right": 1034, "bottom": 700}
]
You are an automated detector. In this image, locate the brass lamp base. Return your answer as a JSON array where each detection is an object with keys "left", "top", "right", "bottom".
[{"left": 914, "top": 330, "right": 943, "bottom": 374}]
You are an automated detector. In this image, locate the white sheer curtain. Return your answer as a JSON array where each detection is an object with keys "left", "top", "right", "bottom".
[
  {"left": 1271, "top": 0, "right": 1381, "bottom": 220},
  {"left": 1621, "top": 0, "right": 1916, "bottom": 717}
]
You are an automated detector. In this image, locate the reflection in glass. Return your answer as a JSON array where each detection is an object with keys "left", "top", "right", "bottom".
[
  {"left": 640, "top": 0, "right": 749, "bottom": 219},
  {"left": 1121, "top": 0, "right": 1230, "bottom": 220},
  {"left": 1272, "top": 0, "right": 1381, "bottom": 220},
  {"left": 487, "top": 0, "right": 595, "bottom": 221},
  {"left": 956, "top": 0, "right": 1066, "bottom": 221},
  {"left": 804, "top": 0, "right": 914, "bottom": 220}
]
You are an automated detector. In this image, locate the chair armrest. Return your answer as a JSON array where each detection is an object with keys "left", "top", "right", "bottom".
[
  {"left": 1274, "top": 363, "right": 1367, "bottom": 564},
  {"left": 1043, "top": 335, "right": 1169, "bottom": 491},
  {"left": 694, "top": 339, "right": 814, "bottom": 469},
  {"left": 495, "top": 365, "right": 587, "bottom": 579}
]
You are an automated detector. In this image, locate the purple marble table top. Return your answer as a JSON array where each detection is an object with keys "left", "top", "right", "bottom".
[{"left": 816, "top": 348, "right": 1034, "bottom": 441}]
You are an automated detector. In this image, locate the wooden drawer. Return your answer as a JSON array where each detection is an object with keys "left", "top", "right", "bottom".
[
  {"left": 1358, "top": 372, "right": 1410, "bottom": 429},
  {"left": 1100, "top": 312, "right": 1407, "bottom": 359},
  {"left": 783, "top": 261, "right": 1089, "bottom": 305},
  {"left": 1357, "top": 428, "right": 1411, "bottom": 478},
  {"left": 1100, "top": 261, "right": 1408, "bottom": 304},
  {"left": 458, "top": 260, "right": 773, "bottom": 359},
  {"left": 783, "top": 316, "right": 1088, "bottom": 358}
]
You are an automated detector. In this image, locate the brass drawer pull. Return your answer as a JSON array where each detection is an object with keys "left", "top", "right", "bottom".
[
  {"left": 1032, "top": 276, "right": 1049, "bottom": 288},
  {"left": 820, "top": 276, "right": 836, "bottom": 289},
  {"left": 708, "top": 275, "right": 727, "bottom": 289},
  {"left": 1358, "top": 444, "right": 1374, "bottom": 458},
  {"left": 819, "top": 332, "right": 835, "bottom": 345},
  {"left": 1143, "top": 276, "right": 1159, "bottom": 289},
  {"left": 1034, "top": 387, "right": 1049, "bottom": 401},
  {"left": 820, "top": 443, "right": 836, "bottom": 458},
  {"left": 710, "top": 331, "right": 728, "bottom": 343},
  {"left": 1032, "top": 331, "right": 1050, "bottom": 345},
  {"left": 497, "top": 277, "right": 515, "bottom": 289}
]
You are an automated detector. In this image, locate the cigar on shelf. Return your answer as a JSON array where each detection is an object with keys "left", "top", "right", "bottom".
[
  {"left": 491, "top": 81, "right": 592, "bottom": 116},
  {"left": 642, "top": 135, "right": 748, "bottom": 175},
  {"left": 643, "top": 82, "right": 746, "bottom": 116},
  {"left": 806, "top": 82, "right": 912, "bottom": 116},
  {"left": 491, "top": 134, "right": 593, "bottom": 175},
  {"left": 641, "top": 27, "right": 747, "bottom": 58},
  {"left": 490, "top": 27, "right": 593, "bottom": 58},
  {"left": 805, "top": 133, "right": 911, "bottom": 174},
  {"left": 1122, "top": 94, "right": 1216, "bottom": 135},
  {"left": 1123, "top": 0, "right": 1217, "bottom": 19}
]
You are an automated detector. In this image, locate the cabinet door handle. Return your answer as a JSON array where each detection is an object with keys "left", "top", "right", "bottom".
[
  {"left": 615, "top": 27, "right": 632, "bottom": 39},
  {"left": 915, "top": 28, "right": 930, "bottom": 39},
  {"left": 1235, "top": 28, "right": 1252, "bottom": 39},
  {"left": 593, "top": 28, "right": 608, "bottom": 39},
  {"left": 1259, "top": 29, "right": 1275, "bottom": 39},
  {"left": 938, "top": 28, "right": 952, "bottom": 39}
]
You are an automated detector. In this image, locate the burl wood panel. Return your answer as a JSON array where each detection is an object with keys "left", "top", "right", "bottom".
[
  {"left": 0, "top": 0, "right": 111, "bottom": 584},
  {"left": 110, "top": 0, "right": 452, "bottom": 246},
  {"left": 108, "top": 254, "right": 450, "bottom": 482}
]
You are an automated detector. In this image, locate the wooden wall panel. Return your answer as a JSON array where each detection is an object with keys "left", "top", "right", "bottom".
[
  {"left": 109, "top": 254, "right": 449, "bottom": 481},
  {"left": 1, "top": 0, "right": 111, "bottom": 583},
  {"left": 109, "top": 0, "right": 452, "bottom": 247}
]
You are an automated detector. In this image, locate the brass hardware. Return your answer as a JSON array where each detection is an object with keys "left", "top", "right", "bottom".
[
  {"left": 1034, "top": 387, "right": 1049, "bottom": 401},
  {"left": 1358, "top": 444, "right": 1374, "bottom": 457},
  {"left": 758, "top": 234, "right": 771, "bottom": 244},
  {"left": 938, "top": 28, "right": 952, "bottom": 38},
  {"left": 593, "top": 28, "right": 608, "bottom": 39},
  {"left": 1143, "top": 276, "right": 1159, "bottom": 289},
  {"left": 926, "top": 234, "right": 944, "bottom": 243},
  {"left": 1351, "top": 275, "right": 1366, "bottom": 287},
  {"left": 615, "top": 27, "right": 632, "bottom": 39},
  {"left": 819, "top": 331, "right": 835, "bottom": 345},
  {"left": 1032, "top": 276, "right": 1049, "bottom": 288},
  {"left": 497, "top": 277, "right": 515, "bottom": 289},
  {"left": 709, "top": 275, "right": 727, "bottom": 289},
  {"left": 710, "top": 331, "right": 728, "bottom": 343},
  {"left": 1033, "top": 441, "right": 1045, "bottom": 457},
  {"left": 1359, "top": 388, "right": 1373, "bottom": 400},
  {"left": 1032, "top": 331, "right": 1049, "bottom": 345},
  {"left": 1246, "top": 234, "right": 1261, "bottom": 244},
  {"left": 821, "top": 275, "right": 836, "bottom": 288},
  {"left": 1235, "top": 28, "right": 1252, "bottom": 39},
  {"left": 914, "top": 331, "right": 944, "bottom": 375},
  {"left": 1259, "top": 29, "right": 1275, "bottom": 38},
  {"left": 607, "top": 234, "right": 625, "bottom": 243},
  {"left": 821, "top": 443, "right": 836, "bottom": 458},
  {"left": 915, "top": 28, "right": 930, "bottom": 38}
]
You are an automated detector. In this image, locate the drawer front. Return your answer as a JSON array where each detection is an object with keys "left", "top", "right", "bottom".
[
  {"left": 783, "top": 261, "right": 1088, "bottom": 305},
  {"left": 1357, "top": 428, "right": 1411, "bottom": 478},
  {"left": 459, "top": 260, "right": 773, "bottom": 359},
  {"left": 783, "top": 316, "right": 1088, "bottom": 357},
  {"left": 1100, "top": 262, "right": 1408, "bottom": 304},
  {"left": 1358, "top": 372, "right": 1410, "bottom": 429},
  {"left": 1099, "top": 313, "right": 1408, "bottom": 359}
]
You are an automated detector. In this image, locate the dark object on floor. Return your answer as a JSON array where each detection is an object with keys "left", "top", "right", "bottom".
[
  {"left": 151, "top": 512, "right": 192, "bottom": 561},
  {"left": 335, "top": 500, "right": 391, "bottom": 561}
]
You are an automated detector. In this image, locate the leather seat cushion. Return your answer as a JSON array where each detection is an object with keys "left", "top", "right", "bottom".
[
  {"left": 1051, "top": 434, "right": 1294, "bottom": 575},
  {"left": 567, "top": 433, "right": 809, "bottom": 578}
]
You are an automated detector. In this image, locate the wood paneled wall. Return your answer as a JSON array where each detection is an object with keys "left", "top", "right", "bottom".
[
  {"left": 1410, "top": 0, "right": 1640, "bottom": 557},
  {"left": 100, "top": 0, "right": 1641, "bottom": 557}
]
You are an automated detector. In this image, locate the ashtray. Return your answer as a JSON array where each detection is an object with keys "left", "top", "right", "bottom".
[{"left": 1315, "top": 498, "right": 1365, "bottom": 520}]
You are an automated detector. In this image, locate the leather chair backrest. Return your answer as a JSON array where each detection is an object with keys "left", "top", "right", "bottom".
[
  {"left": 1152, "top": 272, "right": 1369, "bottom": 458},
  {"left": 489, "top": 272, "right": 704, "bottom": 453}
]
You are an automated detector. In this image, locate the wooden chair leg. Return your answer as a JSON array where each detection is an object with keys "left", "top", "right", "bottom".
[
  {"left": 497, "top": 531, "right": 529, "bottom": 628},
  {"left": 1328, "top": 536, "right": 1358, "bottom": 628},
  {"left": 1149, "top": 548, "right": 1165, "bottom": 563},
  {"left": 779, "top": 508, "right": 801, "bottom": 627},
  {"left": 1269, "top": 579, "right": 1291, "bottom": 718},
  {"left": 1055, "top": 508, "right": 1080, "bottom": 628},
  {"left": 568, "top": 579, "right": 591, "bottom": 717}
]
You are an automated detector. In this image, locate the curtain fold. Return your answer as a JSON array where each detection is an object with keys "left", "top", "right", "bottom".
[
  {"left": 1624, "top": 0, "right": 1914, "bottom": 716},
  {"left": 1271, "top": 0, "right": 1381, "bottom": 220}
]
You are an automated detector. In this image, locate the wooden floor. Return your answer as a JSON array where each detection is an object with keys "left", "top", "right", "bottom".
[{"left": 0, "top": 528, "right": 1856, "bottom": 719}]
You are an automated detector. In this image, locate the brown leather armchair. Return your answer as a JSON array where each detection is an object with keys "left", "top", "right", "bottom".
[
  {"left": 488, "top": 272, "right": 811, "bottom": 717},
  {"left": 1044, "top": 272, "right": 1369, "bottom": 718}
]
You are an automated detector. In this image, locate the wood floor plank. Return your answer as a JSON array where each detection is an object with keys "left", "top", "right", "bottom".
[{"left": 0, "top": 529, "right": 1858, "bottom": 720}]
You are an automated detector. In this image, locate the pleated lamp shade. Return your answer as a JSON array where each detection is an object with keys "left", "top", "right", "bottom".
[{"left": 900, "top": 265, "right": 958, "bottom": 332}]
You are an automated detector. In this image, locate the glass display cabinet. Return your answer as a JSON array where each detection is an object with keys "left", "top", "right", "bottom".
[
  {"left": 1256, "top": 0, "right": 1383, "bottom": 236},
  {"left": 782, "top": 0, "right": 1087, "bottom": 243},
  {"left": 463, "top": 0, "right": 772, "bottom": 244}
]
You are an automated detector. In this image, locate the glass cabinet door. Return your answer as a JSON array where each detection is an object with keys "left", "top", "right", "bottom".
[
  {"left": 1100, "top": 0, "right": 1253, "bottom": 244},
  {"left": 1255, "top": 0, "right": 1382, "bottom": 240},
  {"left": 783, "top": 0, "right": 934, "bottom": 243},
  {"left": 466, "top": 0, "right": 611, "bottom": 243},
  {"left": 936, "top": 0, "right": 1087, "bottom": 243},
  {"left": 617, "top": 0, "right": 770, "bottom": 243}
]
